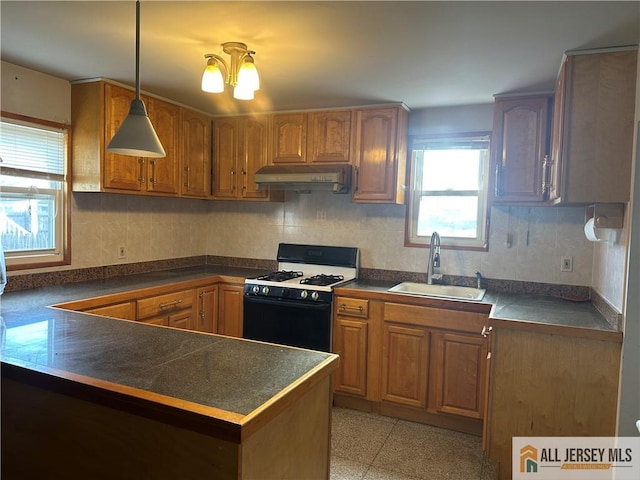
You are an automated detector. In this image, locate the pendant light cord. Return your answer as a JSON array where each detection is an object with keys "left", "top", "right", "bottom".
[{"left": 135, "top": 0, "right": 140, "bottom": 100}]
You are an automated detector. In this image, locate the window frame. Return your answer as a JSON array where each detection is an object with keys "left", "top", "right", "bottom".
[
  {"left": 1, "top": 111, "right": 71, "bottom": 270},
  {"left": 404, "top": 131, "right": 491, "bottom": 251}
]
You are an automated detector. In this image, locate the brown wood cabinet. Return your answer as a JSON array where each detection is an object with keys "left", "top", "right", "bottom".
[
  {"left": 270, "top": 113, "right": 307, "bottom": 164},
  {"left": 84, "top": 301, "right": 136, "bottom": 321},
  {"left": 307, "top": 110, "right": 352, "bottom": 163},
  {"left": 485, "top": 322, "right": 622, "bottom": 480},
  {"left": 136, "top": 289, "right": 196, "bottom": 331},
  {"left": 181, "top": 109, "right": 212, "bottom": 198},
  {"left": 213, "top": 115, "right": 272, "bottom": 200},
  {"left": 550, "top": 47, "right": 637, "bottom": 203},
  {"left": 428, "top": 329, "right": 487, "bottom": 419},
  {"left": 351, "top": 106, "right": 408, "bottom": 204},
  {"left": 195, "top": 285, "right": 218, "bottom": 333},
  {"left": 333, "top": 297, "right": 370, "bottom": 397},
  {"left": 71, "top": 80, "right": 210, "bottom": 198},
  {"left": 489, "top": 94, "right": 552, "bottom": 203},
  {"left": 217, "top": 284, "right": 244, "bottom": 338}
]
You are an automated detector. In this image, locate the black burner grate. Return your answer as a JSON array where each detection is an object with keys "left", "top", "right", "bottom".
[
  {"left": 255, "top": 270, "right": 304, "bottom": 282},
  {"left": 300, "top": 274, "right": 345, "bottom": 287}
]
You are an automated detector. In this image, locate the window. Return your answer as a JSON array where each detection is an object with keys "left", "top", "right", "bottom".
[
  {"left": 0, "top": 113, "right": 70, "bottom": 269},
  {"left": 406, "top": 132, "right": 490, "bottom": 250}
]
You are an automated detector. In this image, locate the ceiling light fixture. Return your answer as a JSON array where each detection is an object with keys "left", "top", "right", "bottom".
[
  {"left": 107, "top": 0, "right": 165, "bottom": 158},
  {"left": 201, "top": 42, "right": 260, "bottom": 100}
]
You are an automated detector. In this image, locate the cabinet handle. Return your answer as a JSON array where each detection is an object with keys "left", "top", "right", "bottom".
[
  {"left": 353, "top": 166, "right": 359, "bottom": 192},
  {"left": 159, "top": 299, "right": 183, "bottom": 309},
  {"left": 198, "top": 292, "right": 205, "bottom": 321},
  {"left": 541, "top": 154, "right": 552, "bottom": 198},
  {"left": 150, "top": 159, "right": 157, "bottom": 185},
  {"left": 494, "top": 164, "right": 502, "bottom": 197},
  {"left": 481, "top": 325, "right": 493, "bottom": 337},
  {"left": 184, "top": 166, "right": 191, "bottom": 191},
  {"left": 138, "top": 158, "right": 145, "bottom": 185},
  {"left": 339, "top": 304, "right": 363, "bottom": 313}
]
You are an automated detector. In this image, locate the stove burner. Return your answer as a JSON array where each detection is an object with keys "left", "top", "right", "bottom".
[
  {"left": 255, "top": 270, "right": 304, "bottom": 282},
  {"left": 300, "top": 274, "right": 345, "bottom": 287}
]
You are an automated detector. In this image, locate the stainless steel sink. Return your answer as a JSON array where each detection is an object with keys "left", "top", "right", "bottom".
[{"left": 388, "top": 282, "right": 486, "bottom": 301}]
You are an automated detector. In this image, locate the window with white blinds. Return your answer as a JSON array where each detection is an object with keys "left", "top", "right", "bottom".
[{"left": 0, "top": 114, "right": 70, "bottom": 268}]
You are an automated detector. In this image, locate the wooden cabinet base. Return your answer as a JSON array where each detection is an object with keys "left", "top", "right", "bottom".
[
  {"left": 333, "top": 393, "right": 483, "bottom": 437},
  {"left": 2, "top": 375, "right": 333, "bottom": 480}
]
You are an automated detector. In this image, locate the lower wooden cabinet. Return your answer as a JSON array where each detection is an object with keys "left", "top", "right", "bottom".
[
  {"left": 217, "top": 284, "right": 244, "bottom": 338},
  {"left": 333, "top": 296, "right": 370, "bottom": 396},
  {"left": 84, "top": 301, "right": 136, "bottom": 321},
  {"left": 136, "top": 289, "right": 196, "bottom": 330},
  {"left": 195, "top": 285, "right": 218, "bottom": 333}
]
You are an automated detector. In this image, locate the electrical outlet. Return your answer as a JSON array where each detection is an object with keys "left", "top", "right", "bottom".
[
  {"left": 561, "top": 256, "right": 573, "bottom": 272},
  {"left": 316, "top": 210, "right": 327, "bottom": 221},
  {"left": 118, "top": 246, "right": 127, "bottom": 259}
]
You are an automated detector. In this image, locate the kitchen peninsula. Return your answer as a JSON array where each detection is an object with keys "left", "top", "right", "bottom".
[{"left": 1, "top": 266, "right": 338, "bottom": 480}]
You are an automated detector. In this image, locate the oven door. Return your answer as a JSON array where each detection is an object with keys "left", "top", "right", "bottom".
[{"left": 243, "top": 295, "right": 332, "bottom": 352}]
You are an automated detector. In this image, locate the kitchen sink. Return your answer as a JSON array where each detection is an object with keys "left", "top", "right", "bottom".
[{"left": 388, "top": 282, "right": 486, "bottom": 301}]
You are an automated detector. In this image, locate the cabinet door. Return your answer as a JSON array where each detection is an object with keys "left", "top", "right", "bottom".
[
  {"left": 84, "top": 301, "right": 136, "bottom": 321},
  {"left": 270, "top": 113, "right": 307, "bottom": 164},
  {"left": 145, "top": 97, "right": 181, "bottom": 195},
  {"left": 103, "top": 84, "right": 143, "bottom": 192},
  {"left": 307, "top": 110, "right": 351, "bottom": 163},
  {"left": 168, "top": 309, "right": 194, "bottom": 331},
  {"left": 352, "top": 107, "right": 406, "bottom": 203},
  {"left": 428, "top": 330, "right": 487, "bottom": 419},
  {"left": 182, "top": 109, "right": 212, "bottom": 198},
  {"left": 333, "top": 317, "right": 368, "bottom": 396},
  {"left": 140, "top": 316, "right": 169, "bottom": 326},
  {"left": 381, "top": 323, "right": 428, "bottom": 408},
  {"left": 195, "top": 285, "right": 218, "bottom": 333},
  {"left": 213, "top": 118, "right": 239, "bottom": 198},
  {"left": 218, "top": 284, "right": 243, "bottom": 338},
  {"left": 137, "top": 289, "right": 195, "bottom": 321},
  {"left": 240, "top": 115, "right": 269, "bottom": 199},
  {"left": 490, "top": 95, "right": 551, "bottom": 203}
]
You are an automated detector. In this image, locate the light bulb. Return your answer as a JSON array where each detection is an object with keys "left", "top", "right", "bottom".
[{"left": 201, "top": 59, "right": 225, "bottom": 93}]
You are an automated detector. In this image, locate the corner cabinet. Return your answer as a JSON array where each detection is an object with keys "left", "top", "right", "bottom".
[
  {"left": 71, "top": 80, "right": 212, "bottom": 198},
  {"left": 213, "top": 115, "right": 275, "bottom": 201},
  {"left": 489, "top": 95, "right": 552, "bottom": 204},
  {"left": 181, "top": 109, "right": 212, "bottom": 198},
  {"left": 351, "top": 106, "right": 408, "bottom": 204},
  {"left": 550, "top": 47, "right": 637, "bottom": 204}
]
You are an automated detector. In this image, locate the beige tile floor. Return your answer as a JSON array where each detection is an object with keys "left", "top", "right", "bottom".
[{"left": 331, "top": 407, "right": 498, "bottom": 480}]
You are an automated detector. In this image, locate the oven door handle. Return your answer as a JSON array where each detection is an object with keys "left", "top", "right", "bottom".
[{"left": 243, "top": 295, "right": 331, "bottom": 310}]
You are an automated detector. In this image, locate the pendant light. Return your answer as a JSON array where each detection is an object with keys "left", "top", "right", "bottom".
[{"left": 107, "top": 0, "right": 165, "bottom": 158}]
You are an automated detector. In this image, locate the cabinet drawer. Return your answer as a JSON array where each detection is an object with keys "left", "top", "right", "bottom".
[
  {"left": 384, "top": 302, "right": 486, "bottom": 333},
  {"left": 137, "top": 289, "right": 195, "bottom": 320},
  {"left": 335, "top": 297, "right": 369, "bottom": 318}
]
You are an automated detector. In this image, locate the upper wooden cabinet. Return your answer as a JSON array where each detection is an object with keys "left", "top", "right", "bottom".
[
  {"left": 550, "top": 47, "right": 637, "bottom": 204},
  {"left": 270, "top": 113, "right": 307, "bottom": 164},
  {"left": 181, "top": 109, "right": 212, "bottom": 198},
  {"left": 307, "top": 110, "right": 352, "bottom": 163},
  {"left": 71, "top": 80, "right": 211, "bottom": 198},
  {"left": 351, "top": 106, "right": 408, "bottom": 204},
  {"left": 489, "top": 95, "right": 552, "bottom": 204},
  {"left": 213, "top": 115, "right": 273, "bottom": 201}
]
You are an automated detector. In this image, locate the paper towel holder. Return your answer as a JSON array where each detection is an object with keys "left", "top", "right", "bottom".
[{"left": 585, "top": 203, "right": 624, "bottom": 229}]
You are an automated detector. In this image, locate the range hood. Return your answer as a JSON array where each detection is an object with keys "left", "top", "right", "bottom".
[{"left": 254, "top": 165, "right": 352, "bottom": 193}]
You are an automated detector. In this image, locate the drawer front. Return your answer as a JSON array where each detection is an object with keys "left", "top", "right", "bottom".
[
  {"left": 137, "top": 289, "right": 195, "bottom": 320},
  {"left": 335, "top": 297, "right": 369, "bottom": 319},
  {"left": 384, "top": 302, "right": 487, "bottom": 333}
]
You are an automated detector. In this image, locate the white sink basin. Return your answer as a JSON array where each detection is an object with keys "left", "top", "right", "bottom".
[{"left": 388, "top": 282, "right": 486, "bottom": 301}]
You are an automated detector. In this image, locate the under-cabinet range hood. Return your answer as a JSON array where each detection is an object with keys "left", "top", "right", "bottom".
[{"left": 254, "top": 165, "right": 352, "bottom": 193}]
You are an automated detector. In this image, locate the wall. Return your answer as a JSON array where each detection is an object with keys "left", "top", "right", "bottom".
[{"left": 2, "top": 62, "right": 594, "bottom": 288}]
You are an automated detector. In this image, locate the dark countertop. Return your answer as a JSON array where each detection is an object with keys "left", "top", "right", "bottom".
[
  {"left": 335, "top": 279, "right": 620, "bottom": 341},
  {"left": 1, "top": 264, "right": 337, "bottom": 439}
]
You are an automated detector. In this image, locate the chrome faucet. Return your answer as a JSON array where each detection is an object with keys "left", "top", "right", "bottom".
[{"left": 427, "top": 231, "right": 442, "bottom": 284}]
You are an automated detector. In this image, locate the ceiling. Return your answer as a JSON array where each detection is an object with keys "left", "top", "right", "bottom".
[{"left": 1, "top": 1, "right": 638, "bottom": 116}]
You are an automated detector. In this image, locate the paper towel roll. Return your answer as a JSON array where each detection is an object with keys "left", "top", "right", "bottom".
[{"left": 584, "top": 217, "right": 601, "bottom": 242}]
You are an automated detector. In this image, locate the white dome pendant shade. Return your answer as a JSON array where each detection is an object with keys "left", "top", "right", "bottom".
[{"left": 107, "top": 0, "right": 165, "bottom": 158}]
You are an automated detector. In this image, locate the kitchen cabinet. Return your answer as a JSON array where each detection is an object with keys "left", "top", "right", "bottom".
[
  {"left": 428, "top": 330, "right": 487, "bottom": 419},
  {"left": 71, "top": 80, "right": 205, "bottom": 197},
  {"left": 549, "top": 46, "right": 637, "bottom": 203},
  {"left": 489, "top": 94, "right": 552, "bottom": 203},
  {"left": 217, "top": 284, "right": 244, "bottom": 338},
  {"left": 351, "top": 105, "right": 408, "bottom": 204},
  {"left": 333, "top": 297, "right": 370, "bottom": 397},
  {"left": 136, "top": 288, "right": 196, "bottom": 331},
  {"left": 181, "top": 109, "right": 212, "bottom": 198},
  {"left": 84, "top": 301, "right": 136, "bottom": 321},
  {"left": 213, "top": 115, "right": 273, "bottom": 200},
  {"left": 270, "top": 113, "right": 307, "bottom": 164},
  {"left": 485, "top": 322, "right": 621, "bottom": 480},
  {"left": 195, "top": 284, "right": 218, "bottom": 333}
]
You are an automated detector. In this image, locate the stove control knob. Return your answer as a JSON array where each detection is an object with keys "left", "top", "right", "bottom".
[
  {"left": 282, "top": 288, "right": 290, "bottom": 297},
  {"left": 252, "top": 285, "right": 260, "bottom": 294},
  {"left": 311, "top": 291, "right": 319, "bottom": 301},
  {"left": 300, "top": 290, "right": 308, "bottom": 299},
  {"left": 261, "top": 286, "right": 270, "bottom": 296}
]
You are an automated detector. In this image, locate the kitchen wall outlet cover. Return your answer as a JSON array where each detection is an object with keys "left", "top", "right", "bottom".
[
  {"left": 118, "top": 246, "right": 126, "bottom": 259},
  {"left": 561, "top": 256, "right": 573, "bottom": 272}
]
